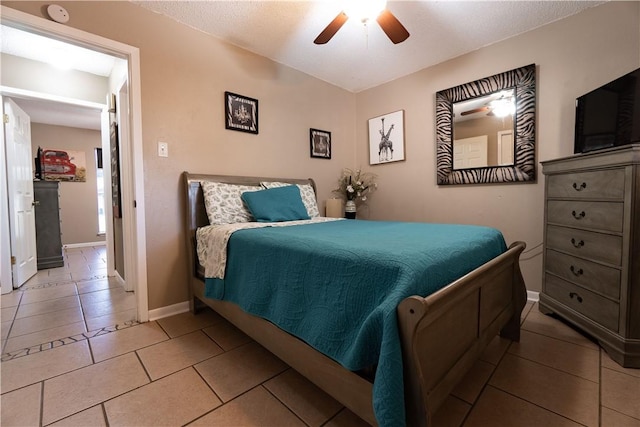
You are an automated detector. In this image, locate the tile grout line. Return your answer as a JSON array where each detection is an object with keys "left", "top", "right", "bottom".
[
  {"left": 598, "top": 348, "right": 602, "bottom": 427},
  {"left": 520, "top": 324, "right": 601, "bottom": 352},
  {"left": 39, "top": 380, "right": 45, "bottom": 427},
  {"left": 101, "top": 403, "right": 111, "bottom": 427},
  {"left": 1, "top": 304, "right": 19, "bottom": 355},
  {"left": 84, "top": 282, "right": 97, "bottom": 366},
  {"left": 261, "top": 380, "right": 314, "bottom": 427}
]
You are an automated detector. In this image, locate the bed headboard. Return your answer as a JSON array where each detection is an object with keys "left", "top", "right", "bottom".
[{"left": 182, "top": 171, "right": 317, "bottom": 277}]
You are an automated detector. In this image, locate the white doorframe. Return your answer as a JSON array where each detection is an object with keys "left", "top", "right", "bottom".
[
  {"left": 497, "top": 129, "right": 515, "bottom": 166},
  {"left": 1, "top": 6, "right": 149, "bottom": 321},
  {"left": 100, "top": 108, "right": 116, "bottom": 280},
  {"left": 1, "top": 98, "right": 12, "bottom": 294},
  {"left": 117, "top": 78, "right": 135, "bottom": 293}
]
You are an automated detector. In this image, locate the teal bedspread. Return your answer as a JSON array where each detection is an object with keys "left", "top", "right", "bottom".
[{"left": 204, "top": 220, "right": 507, "bottom": 426}]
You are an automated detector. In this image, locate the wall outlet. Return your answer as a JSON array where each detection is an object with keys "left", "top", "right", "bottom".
[{"left": 158, "top": 141, "right": 168, "bottom": 157}]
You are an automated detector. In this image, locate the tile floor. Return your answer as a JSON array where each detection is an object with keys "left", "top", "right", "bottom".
[{"left": 1, "top": 247, "right": 639, "bottom": 426}]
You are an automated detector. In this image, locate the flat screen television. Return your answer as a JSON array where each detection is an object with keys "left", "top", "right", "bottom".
[{"left": 574, "top": 68, "right": 640, "bottom": 154}]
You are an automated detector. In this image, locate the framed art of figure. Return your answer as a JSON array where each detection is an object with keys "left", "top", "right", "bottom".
[
  {"left": 225, "top": 91, "right": 258, "bottom": 134},
  {"left": 310, "top": 128, "right": 331, "bottom": 159},
  {"left": 368, "top": 110, "right": 405, "bottom": 165}
]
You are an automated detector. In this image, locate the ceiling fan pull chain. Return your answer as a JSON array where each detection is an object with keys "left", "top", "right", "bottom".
[{"left": 364, "top": 22, "right": 369, "bottom": 49}]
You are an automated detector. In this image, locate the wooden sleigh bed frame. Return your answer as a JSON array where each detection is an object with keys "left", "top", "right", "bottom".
[{"left": 183, "top": 171, "right": 527, "bottom": 426}]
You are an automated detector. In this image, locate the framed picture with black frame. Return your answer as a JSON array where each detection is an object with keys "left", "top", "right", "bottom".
[
  {"left": 225, "top": 91, "right": 258, "bottom": 134},
  {"left": 110, "top": 122, "right": 122, "bottom": 218},
  {"left": 310, "top": 128, "right": 331, "bottom": 159}
]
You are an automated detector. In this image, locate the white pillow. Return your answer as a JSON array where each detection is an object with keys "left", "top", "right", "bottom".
[
  {"left": 261, "top": 181, "right": 320, "bottom": 218},
  {"left": 201, "top": 181, "right": 261, "bottom": 225}
]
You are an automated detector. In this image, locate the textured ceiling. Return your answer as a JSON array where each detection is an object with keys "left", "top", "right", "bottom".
[{"left": 133, "top": 0, "right": 606, "bottom": 92}]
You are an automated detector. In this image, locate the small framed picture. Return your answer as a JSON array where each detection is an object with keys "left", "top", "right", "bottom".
[
  {"left": 368, "top": 110, "right": 405, "bottom": 165},
  {"left": 225, "top": 91, "right": 258, "bottom": 134},
  {"left": 310, "top": 128, "right": 331, "bottom": 159}
]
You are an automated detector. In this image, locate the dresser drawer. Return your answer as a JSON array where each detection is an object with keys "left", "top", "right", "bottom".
[
  {"left": 545, "top": 249, "right": 621, "bottom": 300},
  {"left": 547, "top": 200, "right": 624, "bottom": 233},
  {"left": 546, "top": 225, "right": 622, "bottom": 266},
  {"left": 547, "top": 169, "right": 625, "bottom": 200},
  {"left": 544, "top": 274, "right": 619, "bottom": 332}
]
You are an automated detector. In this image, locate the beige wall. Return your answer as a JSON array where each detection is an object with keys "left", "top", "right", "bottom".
[
  {"left": 356, "top": 1, "right": 640, "bottom": 292},
  {"left": 5, "top": 1, "right": 638, "bottom": 309},
  {"left": 31, "top": 123, "right": 105, "bottom": 246},
  {"left": 3, "top": 1, "right": 356, "bottom": 310}
]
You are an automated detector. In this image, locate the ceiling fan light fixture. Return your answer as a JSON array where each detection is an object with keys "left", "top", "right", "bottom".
[
  {"left": 343, "top": 0, "right": 387, "bottom": 23},
  {"left": 490, "top": 99, "right": 515, "bottom": 117}
]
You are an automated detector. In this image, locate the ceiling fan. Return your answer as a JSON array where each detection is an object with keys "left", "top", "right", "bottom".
[
  {"left": 461, "top": 106, "right": 494, "bottom": 117},
  {"left": 460, "top": 91, "right": 515, "bottom": 118},
  {"left": 314, "top": 1, "right": 410, "bottom": 45}
]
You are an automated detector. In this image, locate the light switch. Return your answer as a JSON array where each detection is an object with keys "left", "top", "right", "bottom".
[{"left": 158, "top": 141, "right": 168, "bottom": 157}]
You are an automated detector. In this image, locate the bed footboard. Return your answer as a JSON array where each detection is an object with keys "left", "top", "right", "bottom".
[{"left": 397, "top": 241, "right": 526, "bottom": 426}]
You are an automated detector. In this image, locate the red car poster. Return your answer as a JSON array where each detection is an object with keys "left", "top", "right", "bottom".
[{"left": 42, "top": 149, "right": 86, "bottom": 182}]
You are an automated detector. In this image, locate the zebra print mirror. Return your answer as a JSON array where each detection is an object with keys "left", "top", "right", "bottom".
[{"left": 435, "top": 64, "right": 536, "bottom": 185}]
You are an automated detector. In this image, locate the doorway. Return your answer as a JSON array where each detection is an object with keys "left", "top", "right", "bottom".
[{"left": 0, "top": 6, "right": 148, "bottom": 321}]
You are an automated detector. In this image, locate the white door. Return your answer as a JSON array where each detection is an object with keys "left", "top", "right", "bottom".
[
  {"left": 3, "top": 97, "right": 37, "bottom": 288},
  {"left": 453, "top": 135, "right": 488, "bottom": 169}
]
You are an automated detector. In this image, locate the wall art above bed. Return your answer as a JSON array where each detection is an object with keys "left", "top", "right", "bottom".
[
  {"left": 436, "top": 64, "right": 536, "bottom": 185},
  {"left": 225, "top": 91, "right": 258, "bottom": 134}
]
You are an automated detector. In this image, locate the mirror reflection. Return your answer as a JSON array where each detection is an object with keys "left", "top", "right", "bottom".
[
  {"left": 452, "top": 89, "right": 515, "bottom": 169},
  {"left": 435, "top": 63, "right": 536, "bottom": 185}
]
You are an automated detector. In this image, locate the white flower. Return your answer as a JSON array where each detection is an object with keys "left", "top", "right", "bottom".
[{"left": 333, "top": 167, "right": 377, "bottom": 203}]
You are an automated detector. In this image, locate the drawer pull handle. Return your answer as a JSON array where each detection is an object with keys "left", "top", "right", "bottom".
[
  {"left": 572, "top": 182, "right": 587, "bottom": 191},
  {"left": 570, "top": 265, "right": 584, "bottom": 276},
  {"left": 569, "top": 292, "right": 583, "bottom": 303},
  {"left": 572, "top": 210, "right": 586, "bottom": 219},
  {"left": 571, "top": 238, "right": 585, "bottom": 248}
]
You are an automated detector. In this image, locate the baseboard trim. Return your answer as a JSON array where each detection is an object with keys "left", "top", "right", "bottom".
[
  {"left": 63, "top": 241, "right": 106, "bottom": 249},
  {"left": 148, "top": 301, "right": 190, "bottom": 322},
  {"left": 527, "top": 290, "right": 540, "bottom": 302}
]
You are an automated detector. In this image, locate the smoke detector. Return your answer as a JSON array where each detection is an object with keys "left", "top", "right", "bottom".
[{"left": 47, "top": 4, "right": 70, "bottom": 24}]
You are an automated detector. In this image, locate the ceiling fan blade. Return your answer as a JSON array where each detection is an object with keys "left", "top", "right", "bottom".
[
  {"left": 461, "top": 106, "right": 490, "bottom": 116},
  {"left": 376, "top": 9, "right": 410, "bottom": 44},
  {"left": 314, "top": 12, "right": 349, "bottom": 44}
]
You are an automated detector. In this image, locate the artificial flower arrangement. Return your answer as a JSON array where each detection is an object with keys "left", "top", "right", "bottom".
[{"left": 333, "top": 168, "right": 378, "bottom": 204}]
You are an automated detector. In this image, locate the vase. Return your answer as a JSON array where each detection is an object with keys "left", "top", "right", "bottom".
[{"left": 345, "top": 200, "right": 356, "bottom": 219}]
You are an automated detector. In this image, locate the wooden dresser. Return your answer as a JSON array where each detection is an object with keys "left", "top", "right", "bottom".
[{"left": 540, "top": 144, "right": 639, "bottom": 368}]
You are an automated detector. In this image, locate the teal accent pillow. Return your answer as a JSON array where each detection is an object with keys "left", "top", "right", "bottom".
[{"left": 241, "top": 185, "right": 310, "bottom": 222}]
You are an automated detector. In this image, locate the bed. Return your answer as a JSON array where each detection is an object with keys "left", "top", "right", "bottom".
[{"left": 183, "top": 171, "right": 527, "bottom": 426}]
